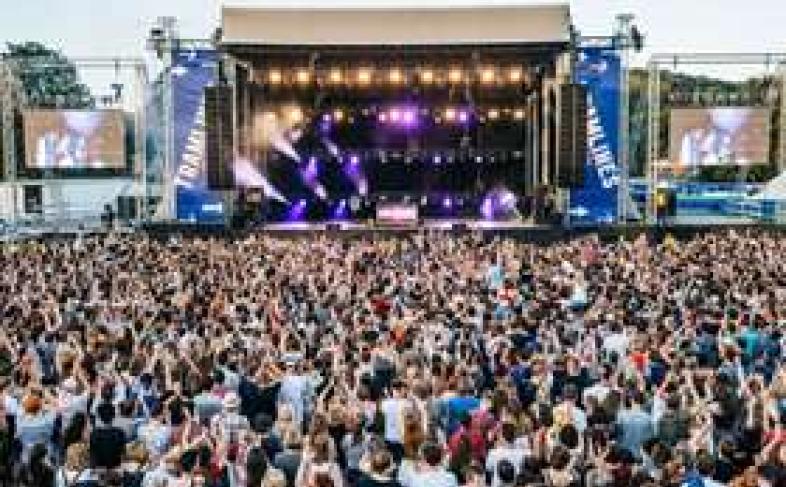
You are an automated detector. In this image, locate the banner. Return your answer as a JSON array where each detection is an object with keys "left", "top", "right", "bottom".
[
  {"left": 569, "top": 47, "right": 621, "bottom": 224},
  {"left": 171, "top": 49, "right": 225, "bottom": 223}
]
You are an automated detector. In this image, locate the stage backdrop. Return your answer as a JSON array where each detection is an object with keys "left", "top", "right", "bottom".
[
  {"left": 569, "top": 47, "right": 621, "bottom": 224},
  {"left": 172, "top": 49, "right": 226, "bottom": 223}
]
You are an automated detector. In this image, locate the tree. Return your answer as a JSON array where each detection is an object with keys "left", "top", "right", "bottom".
[{"left": 3, "top": 42, "right": 94, "bottom": 109}]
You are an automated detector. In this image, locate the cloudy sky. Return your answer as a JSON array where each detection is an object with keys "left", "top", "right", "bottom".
[{"left": 1, "top": 0, "right": 784, "bottom": 91}]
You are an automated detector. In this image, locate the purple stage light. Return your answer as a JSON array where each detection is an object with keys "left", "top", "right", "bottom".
[
  {"left": 402, "top": 109, "right": 416, "bottom": 125},
  {"left": 458, "top": 110, "right": 470, "bottom": 123},
  {"left": 302, "top": 157, "right": 319, "bottom": 182},
  {"left": 298, "top": 199, "right": 307, "bottom": 207},
  {"left": 350, "top": 154, "right": 360, "bottom": 166},
  {"left": 481, "top": 197, "right": 494, "bottom": 219},
  {"left": 433, "top": 154, "right": 442, "bottom": 165},
  {"left": 442, "top": 197, "right": 452, "bottom": 209}
]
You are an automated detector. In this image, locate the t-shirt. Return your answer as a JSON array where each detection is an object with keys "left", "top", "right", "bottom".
[
  {"left": 486, "top": 446, "right": 526, "bottom": 487},
  {"left": 380, "top": 398, "right": 408, "bottom": 444},
  {"left": 89, "top": 426, "right": 127, "bottom": 469}
]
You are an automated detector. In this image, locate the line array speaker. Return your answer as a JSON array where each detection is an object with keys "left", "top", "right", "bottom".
[
  {"left": 557, "top": 83, "right": 588, "bottom": 188},
  {"left": 205, "top": 86, "right": 235, "bottom": 190}
]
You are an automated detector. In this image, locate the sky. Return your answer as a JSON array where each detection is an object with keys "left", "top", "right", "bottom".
[{"left": 1, "top": 0, "right": 785, "bottom": 92}]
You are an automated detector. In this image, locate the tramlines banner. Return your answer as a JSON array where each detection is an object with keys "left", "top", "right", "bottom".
[
  {"left": 171, "top": 49, "right": 225, "bottom": 223},
  {"left": 569, "top": 47, "right": 621, "bottom": 225}
]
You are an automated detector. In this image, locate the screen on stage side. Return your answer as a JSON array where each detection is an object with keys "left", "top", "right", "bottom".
[
  {"left": 669, "top": 107, "right": 769, "bottom": 167},
  {"left": 24, "top": 110, "right": 126, "bottom": 169}
]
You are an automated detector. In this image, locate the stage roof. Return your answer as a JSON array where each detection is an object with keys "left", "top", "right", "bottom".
[{"left": 220, "top": 4, "right": 572, "bottom": 47}]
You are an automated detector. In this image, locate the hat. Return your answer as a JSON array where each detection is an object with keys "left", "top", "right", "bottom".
[{"left": 223, "top": 392, "right": 241, "bottom": 410}]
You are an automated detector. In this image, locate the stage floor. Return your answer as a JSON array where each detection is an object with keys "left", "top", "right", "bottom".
[{"left": 262, "top": 219, "right": 548, "bottom": 232}]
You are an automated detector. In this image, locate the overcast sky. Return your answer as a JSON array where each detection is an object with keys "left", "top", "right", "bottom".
[{"left": 1, "top": 0, "right": 785, "bottom": 90}]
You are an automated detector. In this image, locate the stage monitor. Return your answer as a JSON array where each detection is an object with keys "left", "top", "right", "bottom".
[
  {"left": 23, "top": 109, "right": 126, "bottom": 170},
  {"left": 669, "top": 107, "right": 770, "bottom": 167}
]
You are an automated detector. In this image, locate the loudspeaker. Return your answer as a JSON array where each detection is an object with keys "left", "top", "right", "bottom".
[
  {"left": 205, "top": 86, "right": 235, "bottom": 190},
  {"left": 116, "top": 196, "right": 138, "bottom": 220},
  {"left": 23, "top": 185, "right": 42, "bottom": 214},
  {"left": 557, "top": 84, "right": 587, "bottom": 188}
]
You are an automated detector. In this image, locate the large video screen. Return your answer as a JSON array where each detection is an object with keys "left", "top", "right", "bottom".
[
  {"left": 24, "top": 110, "right": 126, "bottom": 169},
  {"left": 669, "top": 107, "right": 769, "bottom": 167}
]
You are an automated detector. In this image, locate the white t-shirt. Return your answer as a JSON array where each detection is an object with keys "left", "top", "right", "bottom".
[
  {"left": 486, "top": 445, "right": 526, "bottom": 487},
  {"left": 380, "top": 397, "right": 408, "bottom": 444}
]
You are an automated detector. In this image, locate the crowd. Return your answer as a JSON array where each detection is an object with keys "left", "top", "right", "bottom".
[{"left": 0, "top": 229, "right": 783, "bottom": 487}]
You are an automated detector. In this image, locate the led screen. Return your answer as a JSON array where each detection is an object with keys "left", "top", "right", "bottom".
[{"left": 24, "top": 109, "right": 126, "bottom": 169}]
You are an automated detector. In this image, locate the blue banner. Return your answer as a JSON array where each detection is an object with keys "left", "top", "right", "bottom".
[
  {"left": 569, "top": 48, "right": 621, "bottom": 224},
  {"left": 172, "top": 49, "right": 225, "bottom": 223}
]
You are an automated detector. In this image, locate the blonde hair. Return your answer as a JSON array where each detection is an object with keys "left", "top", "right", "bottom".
[
  {"left": 261, "top": 469, "right": 287, "bottom": 487},
  {"left": 65, "top": 442, "right": 89, "bottom": 471}
]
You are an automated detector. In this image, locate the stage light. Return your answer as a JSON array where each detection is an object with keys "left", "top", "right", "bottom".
[
  {"left": 268, "top": 69, "right": 283, "bottom": 85},
  {"left": 458, "top": 110, "right": 470, "bottom": 123},
  {"left": 481, "top": 197, "right": 494, "bottom": 219},
  {"left": 487, "top": 109, "right": 500, "bottom": 120},
  {"left": 475, "top": 156, "right": 484, "bottom": 164},
  {"left": 388, "top": 68, "right": 404, "bottom": 85},
  {"left": 328, "top": 68, "right": 343, "bottom": 84},
  {"left": 298, "top": 199, "right": 307, "bottom": 207},
  {"left": 333, "top": 109, "right": 344, "bottom": 122},
  {"left": 421, "top": 69, "right": 435, "bottom": 84},
  {"left": 433, "top": 154, "right": 442, "bottom": 165},
  {"left": 509, "top": 67, "right": 523, "bottom": 83},
  {"left": 378, "top": 112, "right": 388, "bottom": 123},
  {"left": 357, "top": 68, "right": 373, "bottom": 86},
  {"left": 402, "top": 109, "right": 416, "bottom": 125},
  {"left": 349, "top": 154, "right": 360, "bottom": 166},
  {"left": 445, "top": 108, "right": 457, "bottom": 122},
  {"left": 296, "top": 69, "right": 311, "bottom": 85},
  {"left": 480, "top": 68, "right": 496, "bottom": 85},
  {"left": 448, "top": 68, "right": 463, "bottom": 84},
  {"left": 286, "top": 106, "right": 304, "bottom": 124},
  {"left": 262, "top": 111, "right": 277, "bottom": 120},
  {"left": 513, "top": 108, "right": 526, "bottom": 120},
  {"left": 389, "top": 108, "right": 401, "bottom": 122},
  {"left": 443, "top": 197, "right": 452, "bottom": 209}
]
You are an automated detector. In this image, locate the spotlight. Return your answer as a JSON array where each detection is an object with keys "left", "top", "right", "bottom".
[
  {"left": 349, "top": 154, "right": 360, "bottom": 165},
  {"left": 420, "top": 69, "right": 435, "bottom": 84},
  {"left": 448, "top": 68, "right": 463, "bottom": 84},
  {"left": 433, "top": 154, "right": 442, "bottom": 165},
  {"left": 480, "top": 68, "right": 496, "bottom": 85},
  {"left": 458, "top": 110, "right": 470, "bottom": 123},
  {"left": 388, "top": 68, "right": 404, "bottom": 85},
  {"left": 295, "top": 69, "right": 311, "bottom": 85},
  {"left": 509, "top": 67, "right": 523, "bottom": 83},
  {"left": 487, "top": 109, "right": 500, "bottom": 120},
  {"left": 445, "top": 108, "right": 457, "bottom": 122},
  {"left": 513, "top": 108, "right": 526, "bottom": 120},
  {"left": 268, "top": 69, "right": 283, "bottom": 85},
  {"left": 332, "top": 109, "right": 344, "bottom": 122},
  {"left": 357, "top": 68, "right": 373, "bottom": 86},
  {"left": 328, "top": 68, "right": 343, "bottom": 84},
  {"left": 389, "top": 108, "right": 401, "bottom": 122},
  {"left": 402, "top": 109, "right": 416, "bottom": 125},
  {"left": 286, "top": 106, "right": 304, "bottom": 124},
  {"left": 475, "top": 156, "right": 484, "bottom": 164},
  {"left": 378, "top": 112, "right": 388, "bottom": 123},
  {"left": 298, "top": 199, "right": 307, "bottom": 207},
  {"left": 442, "top": 197, "right": 452, "bottom": 209}
]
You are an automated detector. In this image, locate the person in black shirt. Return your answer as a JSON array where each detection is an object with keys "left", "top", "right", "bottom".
[{"left": 89, "top": 402, "right": 126, "bottom": 469}]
